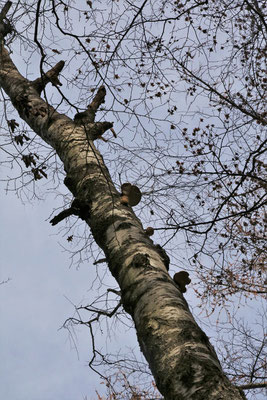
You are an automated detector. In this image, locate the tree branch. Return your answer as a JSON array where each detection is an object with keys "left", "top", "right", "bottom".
[
  {"left": 238, "top": 382, "right": 267, "bottom": 390},
  {"left": 32, "top": 60, "right": 65, "bottom": 94},
  {"left": 74, "top": 85, "right": 107, "bottom": 124}
]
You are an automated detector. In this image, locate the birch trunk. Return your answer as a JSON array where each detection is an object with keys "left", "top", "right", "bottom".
[{"left": 0, "top": 43, "right": 246, "bottom": 400}]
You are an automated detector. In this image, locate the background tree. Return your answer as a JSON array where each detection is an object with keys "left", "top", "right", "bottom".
[{"left": 0, "top": 0, "right": 266, "bottom": 399}]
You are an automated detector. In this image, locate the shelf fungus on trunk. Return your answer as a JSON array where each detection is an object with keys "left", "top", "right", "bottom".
[
  {"left": 144, "top": 226, "right": 154, "bottom": 236},
  {"left": 173, "top": 271, "right": 191, "bottom": 293},
  {"left": 120, "top": 183, "right": 142, "bottom": 206}
]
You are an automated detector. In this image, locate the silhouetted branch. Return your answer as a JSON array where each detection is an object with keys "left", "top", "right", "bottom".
[{"left": 32, "top": 60, "right": 65, "bottom": 94}]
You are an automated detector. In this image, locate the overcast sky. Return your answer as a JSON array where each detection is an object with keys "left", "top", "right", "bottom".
[{"left": 0, "top": 187, "right": 141, "bottom": 400}]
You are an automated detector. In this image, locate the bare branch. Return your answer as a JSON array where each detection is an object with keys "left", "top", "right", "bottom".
[
  {"left": 32, "top": 60, "right": 65, "bottom": 94},
  {"left": 238, "top": 382, "right": 267, "bottom": 390}
]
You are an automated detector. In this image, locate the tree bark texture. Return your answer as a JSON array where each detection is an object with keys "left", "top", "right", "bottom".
[{"left": 0, "top": 44, "right": 246, "bottom": 400}]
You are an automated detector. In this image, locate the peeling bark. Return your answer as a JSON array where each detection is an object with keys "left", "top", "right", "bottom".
[{"left": 0, "top": 39, "right": 246, "bottom": 400}]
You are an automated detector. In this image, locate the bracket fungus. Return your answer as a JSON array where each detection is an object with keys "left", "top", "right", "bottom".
[
  {"left": 120, "top": 183, "right": 142, "bottom": 206},
  {"left": 173, "top": 271, "right": 191, "bottom": 293},
  {"left": 145, "top": 226, "right": 155, "bottom": 236}
]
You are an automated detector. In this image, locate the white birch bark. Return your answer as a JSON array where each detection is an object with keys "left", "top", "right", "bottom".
[{"left": 0, "top": 43, "right": 246, "bottom": 400}]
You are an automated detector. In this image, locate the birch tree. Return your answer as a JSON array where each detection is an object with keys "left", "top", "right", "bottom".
[
  {"left": 0, "top": 1, "right": 265, "bottom": 399},
  {"left": 0, "top": 2, "right": 246, "bottom": 399}
]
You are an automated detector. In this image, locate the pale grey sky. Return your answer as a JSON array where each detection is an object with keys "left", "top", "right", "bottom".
[{"left": 0, "top": 188, "right": 140, "bottom": 400}]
